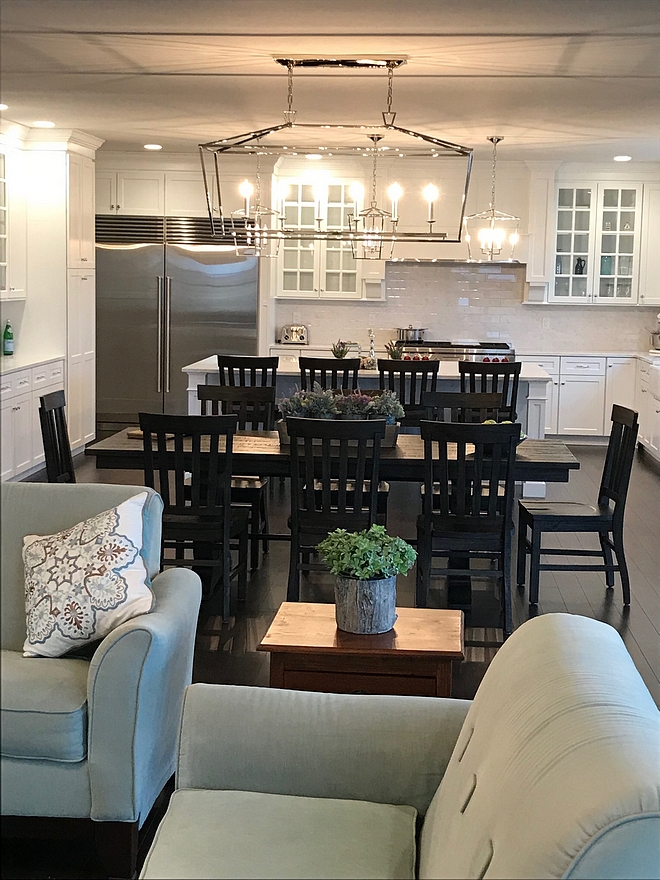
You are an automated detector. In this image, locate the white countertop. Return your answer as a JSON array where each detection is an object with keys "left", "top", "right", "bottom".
[
  {"left": 182, "top": 355, "right": 553, "bottom": 382},
  {"left": 0, "top": 354, "right": 65, "bottom": 374}
]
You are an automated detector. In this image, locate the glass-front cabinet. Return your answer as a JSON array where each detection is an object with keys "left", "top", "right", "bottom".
[
  {"left": 277, "top": 178, "right": 383, "bottom": 300},
  {"left": 550, "top": 182, "right": 643, "bottom": 304},
  {"left": 0, "top": 152, "right": 6, "bottom": 295}
]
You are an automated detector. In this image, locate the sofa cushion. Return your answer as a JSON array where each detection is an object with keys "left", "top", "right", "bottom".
[
  {"left": 23, "top": 492, "right": 154, "bottom": 658},
  {"left": 140, "top": 789, "right": 417, "bottom": 880},
  {"left": 1, "top": 649, "right": 89, "bottom": 762},
  {"left": 418, "top": 613, "right": 660, "bottom": 880}
]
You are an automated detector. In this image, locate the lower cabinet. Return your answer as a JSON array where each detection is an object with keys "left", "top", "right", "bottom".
[
  {"left": 67, "top": 270, "right": 96, "bottom": 451},
  {"left": 0, "top": 359, "right": 65, "bottom": 481},
  {"left": 604, "top": 356, "right": 637, "bottom": 430}
]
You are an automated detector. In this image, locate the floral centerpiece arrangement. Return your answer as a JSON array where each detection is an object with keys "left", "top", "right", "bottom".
[
  {"left": 277, "top": 384, "right": 403, "bottom": 445},
  {"left": 318, "top": 524, "right": 417, "bottom": 633}
]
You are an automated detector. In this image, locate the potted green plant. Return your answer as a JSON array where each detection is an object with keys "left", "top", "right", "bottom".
[
  {"left": 385, "top": 340, "right": 405, "bottom": 360},
  {"left": 279, "top": 384, "right": 339, "bottom": 419},
  {"left": 317, "top": 525, "right": 417, "bottom": 634},
  {"left": 331, "top": 339, "right": 350, "bottom": 358}
]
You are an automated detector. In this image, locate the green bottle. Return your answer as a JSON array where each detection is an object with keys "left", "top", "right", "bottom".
[{"left": 3, "top": 320, "right": 14, "bottom": 356}]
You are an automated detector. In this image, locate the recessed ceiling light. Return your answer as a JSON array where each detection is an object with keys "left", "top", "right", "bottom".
[
  {"left": 305, "top": 154, "right": 322, "bottom": 160},
  {"left": 0, "top": 104, "right": 8, "bottom": 111},
  {"left": 144, "top": 144, "right": 162, "bottom": 150},
  {"left": 33, "top": 120, "right": 55, "bottom": 128},
  {"left": 614, "top": 155, "right": 632, "bottom": 162}
]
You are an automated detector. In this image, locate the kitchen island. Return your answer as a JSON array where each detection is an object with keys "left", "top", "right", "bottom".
[{"left": 181, "top": 355, "right": 552, "bottom": 442}]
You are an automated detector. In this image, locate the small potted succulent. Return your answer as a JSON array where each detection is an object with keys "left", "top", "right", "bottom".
[
  {"left": 385, "top": 340, "right": 405, "bottom": 360},
  {"left": 318, "top": 525, "right": 417, "bottom": 634},
  {"left": 331, "top": 339, "right": 350, "bottom": 359}
]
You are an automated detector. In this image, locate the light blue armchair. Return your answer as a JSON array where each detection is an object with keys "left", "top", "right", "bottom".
[{"left": 1, "top": 482, "right": 202, "bottom": 878}]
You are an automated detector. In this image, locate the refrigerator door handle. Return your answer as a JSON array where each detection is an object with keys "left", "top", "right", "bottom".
[
  {"left": 164, "top": 276, "right": 172, "bottom": 393},
  {"left": 156, "top": 276, "right": 164, "bottom": 393}
]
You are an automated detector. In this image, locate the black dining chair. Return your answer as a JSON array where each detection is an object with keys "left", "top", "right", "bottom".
[
  {"left": 198, "top": 384, "right": 275, "bottom": 570},
  {"left": 416, "top": 419, "right": 521, "bottom": 637},
  {"left": 458, "top": 361, "right": 522, "bottom": 422},
  {"left": 139, "top": 412, "right": 250, "bottom": 620},
  {"left": 217, "top": 354, "right": 279, "bottom": 388},
  {"left": 286, "top": 416, "right": 387, "bottom": 602},
  {"left": 517, "top": 404, "right": 639, "bottom": 606},
  {"left": 39, "top": 389, "right": 76, "bottom": 483},
  {"left": 377, "top": 359, "right": 439, "bottom": 429},
  {"left": 299, "top": 356, "right": 361, "bottom": 391},
  {"left": 421, "top": 390, "right": 504, "bottom": 424}
]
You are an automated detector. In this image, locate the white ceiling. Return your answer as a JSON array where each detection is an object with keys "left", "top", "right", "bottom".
[{"left": 1, "top": 0, "right": 659, "bottom": 163}]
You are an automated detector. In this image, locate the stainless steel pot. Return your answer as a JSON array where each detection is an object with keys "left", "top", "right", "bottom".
[
  {"left": 650, "top": 330, "right": 660, "bottom": 350},
  {"left": 397, "top": 325, "right": 426, "bottom": 343}
]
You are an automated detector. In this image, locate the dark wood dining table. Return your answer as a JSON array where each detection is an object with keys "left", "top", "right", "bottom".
[{"left": 86, "top": 429, "right": 580, "bottom": 484}]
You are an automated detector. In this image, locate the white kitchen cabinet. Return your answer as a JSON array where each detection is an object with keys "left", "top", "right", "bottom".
[
  {"left": 0, "top": 366, "right": 33, "bottom": 480},
  {"left": 550, "top": 183, "right": 643, "bottom": 305},
  {"left": 636, "top": 361, "right": 651, "bottom": 446},
  {"left": 67, "top": 271, "right": 96, "bottom": 450},
  {"left": 96, "top": 171, "right": 165, "bottom": 215},
  {"left": 68, "top": 153, "right": 95, "bottom": 267},
  {"left": 0, "top": 147, "right": 27, "bottom": 300},
  {"left": 557, "top": 356, "right": 606, "bottom": 435},
  {"left": 604, "top": 356, "right": 637, "bottom": 431},
  {"left": 638, "top": 183, "right": 660, "bottom": 306},
  {"left": 31, "top": 361, "right": 66, "bottom": 466},
  {"left": 276, "top": 179, "right": 385, "bottom": 301},
  {"left": 517, "top": 355, "right": 560, "bottom": 433},
  {"left": 164, "top": 172, "right": 217, "bottom": 217}
]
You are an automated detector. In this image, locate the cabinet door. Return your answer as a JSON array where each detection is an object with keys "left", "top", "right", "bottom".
[
  {"left": 80, "top": 156, "right": 96, "bottom": 265},
  {"left": 67, "top": 271, "right": 96, "bottom": 449},
  {"left": 649, "top": 396, "right": 660, "bottom": 459},
  {"left": 593, "top": 185, "right": 643, "bottom": 304},
  {"left": 558, "top": 376, "right": 606, "bottom": 435},
  {"left": 116, "top": 172, "right": 165, "bottom": 215},
  {"left": 638, "top": 183, "right": 660, "bottom": 306},
  {"left": 165, "top": 172, "right": 216, "bottom": 217},
  {"left": 637, "top": 380, "right": 651, "bottom": 446},
  {"left": 550, "top": 186, "right": 594, "bottom": 302},
  {"left": 96, "top": 171, "right": 117, "bottom": 214},
  {"left": 68, "top": 154, "right": 95, "bottom": 268},
  {"left": 0, "top": 398, "right": 14, "bottom": 480},
  {"left": 3, "top": 148, "right": 27, "bottom": 299},
  {"left": 604, "top": 357, "right": 636, "bottom": 431},
  {"left": 12, "top": 392, "right": 33, "bottom": 473}
]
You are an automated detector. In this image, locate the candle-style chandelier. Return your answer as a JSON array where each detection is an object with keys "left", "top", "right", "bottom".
[
  {"left": 199, "top": 58, "right": 473, "bottom": 258},
  {"left": 463, "top": 136, "right": 520, "bottom": 261}
]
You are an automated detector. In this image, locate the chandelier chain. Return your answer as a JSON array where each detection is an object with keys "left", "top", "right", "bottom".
[
  {"left": 287, "top": 61, "right": 294, "bottom": 113},
  {"left": 490, "top": 138, "right": 498, "bottom": 212},
  {"left": 386, "top": 63, "right": 395, "bottom": 114},
  {"left": 371, "top": 149, "right": 378, "bottom": 204}
]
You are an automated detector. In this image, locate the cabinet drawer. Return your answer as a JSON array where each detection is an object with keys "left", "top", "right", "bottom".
[
  {"left": 560, "top": 356, "right": 605, "bottom": 377},
  {"left": 518, "top": 355, "right": 560, "bottom": 375},
  {"left": 0, "top": 369, "right": 31, "bottom": 401},
  {"left": 32, "top": 360, "right": 65, "bottom": 390}
]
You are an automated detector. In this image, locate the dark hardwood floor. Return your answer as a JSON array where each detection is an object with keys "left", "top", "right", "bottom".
[{"left": 3, "top": 443, "right": 659, "bottom": 879}]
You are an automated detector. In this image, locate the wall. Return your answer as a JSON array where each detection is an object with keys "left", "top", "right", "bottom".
[{"left": 273, "top": 261, "right": 657, "bottom": 354}]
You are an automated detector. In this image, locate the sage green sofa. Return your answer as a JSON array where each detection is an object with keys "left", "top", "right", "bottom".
[
  {"left": 141, "top": 613, "right": 660, "bottom": 880},
  {"left": 0, "top": 482, "right": 202, "bottom": 878}
]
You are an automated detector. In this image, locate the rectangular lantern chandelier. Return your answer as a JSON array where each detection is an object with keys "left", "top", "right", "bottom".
[{"left": 199, "top": 58, "right": 474, "bottom": 259}]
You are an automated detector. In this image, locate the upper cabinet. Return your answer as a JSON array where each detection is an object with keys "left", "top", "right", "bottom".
[
  {"left": 96, "top": 170, "right": 165, "bottom": 215},
  {"left": 0, "top": 148, "right": 27, "bottom": 300},
  {"left": 68, "top": 153, "right": 95, "bottom": 267},
  {"left": 276, "top": 179, "right": 385, "bottom": 301},
  {"left": 638, "top": 183, "right": 660, "bottom": 306},
  {"left": 549, "top": 182, "right": 643, "bottom": 305}
]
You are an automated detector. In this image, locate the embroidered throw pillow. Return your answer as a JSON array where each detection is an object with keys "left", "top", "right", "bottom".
[{"left": 22, "top": 492, "right": 155, "bottom": 658}]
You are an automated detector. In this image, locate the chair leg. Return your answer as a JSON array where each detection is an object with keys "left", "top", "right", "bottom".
[
  {"left": 516, "top": 513, "right": 528, "bottom": 588},
  {"left": 502, "top": 536, "right": 513, "bottom": 639},
  {"left": 612, "top": 523, "right": 631, "bottom": 605},
  {"left": 238, "top": 528, "right": 249, "bottom": 602},
  {"left": 223, "top": 549, "right": 232, "bottom": 621},
  {"left": 599, "top": 532, "right": 615, "bottom": 588},
  {"left": 250, "top": 497, "right": 260, "bottom": 570},
  {"left": 415, "top": 528, "right": 429, "bottom": 608},
  {"left": 529, "top": 524, "right": 542, "bottom": 605},
  {"left": 261, "top": 489, "right": 269, "bottom": 554},
  {"left": 287, "top": 533, "right": 300, "bottom": 601}
]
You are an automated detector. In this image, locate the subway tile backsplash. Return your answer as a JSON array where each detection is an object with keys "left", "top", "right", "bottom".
[{"left": 273, "top": 262, "right": 657, "bottom": 353}]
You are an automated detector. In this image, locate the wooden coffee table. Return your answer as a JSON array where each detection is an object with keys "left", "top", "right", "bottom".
[{"left": 257, "top": 602, "right": 464, "bottom": 697}]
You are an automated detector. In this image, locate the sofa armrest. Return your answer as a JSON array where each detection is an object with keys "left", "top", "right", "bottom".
[
  {"left": 177, "top": 683, "right": 471, "bottom": 816},
  {"left": 86, "top": 568, "right": 202, "bottom": 825}
]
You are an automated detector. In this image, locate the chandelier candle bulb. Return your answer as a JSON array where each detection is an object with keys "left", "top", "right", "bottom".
[
  {"left": 238, "top": 179, "right": 253, "bottom": 216},
  {"left": 423, "top": 184, "right": 439, "bottom": 223},
  {"left": 387, "top": 182, "right": 403, "bottom": 222}
]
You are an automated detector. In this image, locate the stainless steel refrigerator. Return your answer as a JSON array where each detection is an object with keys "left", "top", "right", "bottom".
[{"left": 95, "top": 216, "right": 258, "bottom": 433}]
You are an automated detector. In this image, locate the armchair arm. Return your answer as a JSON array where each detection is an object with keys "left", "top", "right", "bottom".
[
  {"left": 177, "top": 683, "right": 471, "bottom": 816},
  {"left": 86, "top": 568, "right": 202, "bottom": 825}
]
